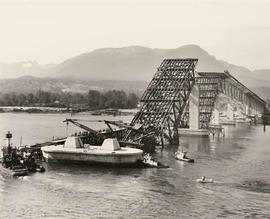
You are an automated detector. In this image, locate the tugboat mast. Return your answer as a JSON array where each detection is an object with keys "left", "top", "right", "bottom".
[{"left": 6, "top": 131, "right": 12, "bottom": 148}]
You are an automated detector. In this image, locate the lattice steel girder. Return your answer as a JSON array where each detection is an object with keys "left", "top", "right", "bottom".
[
  {"left": 196, "top": 75, "right": 221, "bottom": 129},
  {"left": 124, "top": 59, "right": 198, "bottom": 145}
]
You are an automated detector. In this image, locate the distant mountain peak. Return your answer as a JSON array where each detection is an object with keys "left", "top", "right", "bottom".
[
  {"left": 174, "top": 44, "right": 211, "bottom": 56},
  {"left": 176, "top": 44, "right": 202, "bottom": 50},
  {"left": 92, "top": 45, "right": 152, "bottom": 54}
]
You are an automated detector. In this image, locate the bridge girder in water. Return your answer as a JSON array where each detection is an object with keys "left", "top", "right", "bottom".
[{"left": 123, "top": 59, "right": 198, "bottom": 145}]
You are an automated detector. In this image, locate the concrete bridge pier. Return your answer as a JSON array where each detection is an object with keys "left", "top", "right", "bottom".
[
  {"left": 227, "top": 104, "right": 234, "bottom": 121},
  {"left": 179, "top": 85, "right": 209, "bottom": 136},
  {"left": 189, "top": 85, "right": 199, "bottom": 130},
  {"left": 212, "top": 108, "right": 220, "bottom": 125},
  {"left": 219, "top": 103, "right": 236, "bottom": 125},
  {"left": 245, "top": 105, "right": 250, "bottom": 117},
  {"left": 209, "top": 100, "right": 225, "bottom": 137}
]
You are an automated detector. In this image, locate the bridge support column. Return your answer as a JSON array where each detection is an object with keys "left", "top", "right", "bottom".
[
  {"left": 219, "top": 103, "right": 236, "bottom": 126},
  {"left": 209, "top": 102, "right": 224, "bottom": 137},
  {"left": 179, "top": 85, "right": 208, "bottom": 136},
  {"left": 227, "top": 104, "right": 234, "bottom": 121},
  {"left": 189, "top": 85, "right": 200, "bottom": 129},
  {"left": 245, "top": 105, "right": 250, "bottom": 116},
  {"left": 212, "top": 108, "right": 220, "bottom": 125}
]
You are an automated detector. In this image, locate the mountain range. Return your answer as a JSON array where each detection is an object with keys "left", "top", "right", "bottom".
[
  {"left": 0, "top": 76, "right": 147, "bottom": 96},
  {"left": 0, "top": 45, "right": 269, "bottom": 99}
]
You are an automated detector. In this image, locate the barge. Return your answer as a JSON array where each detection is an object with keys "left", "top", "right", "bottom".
[{"left": 42, "top": 136, "right": 143, "bottom": 166}]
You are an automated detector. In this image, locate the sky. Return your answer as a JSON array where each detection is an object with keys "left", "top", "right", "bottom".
[{"left": 0, "top": 0, "right": 269, "bottom": 70}]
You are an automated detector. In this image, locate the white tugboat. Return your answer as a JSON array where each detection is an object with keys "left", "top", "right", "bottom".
[{"left": 42, "top": 136, "right": 143, "bottom": 166}]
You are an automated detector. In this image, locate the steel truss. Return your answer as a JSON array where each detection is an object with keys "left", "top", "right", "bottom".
[
  {"left": 196, "top": 74, "right": 224, "bottom": 129},
  {"left": 123, "top": 59, "right": 198, "bottom": 145}
]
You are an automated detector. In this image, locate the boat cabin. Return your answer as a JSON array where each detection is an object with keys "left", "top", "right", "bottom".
[
  {"left": 100, "top": 138, "right": 121, "bottom": 151},
  {"left": 64, "top": 136, "right": 121, "bottom": 151},
  {"left": 64, "top": 136, "right": 84, "bottom": 148}
]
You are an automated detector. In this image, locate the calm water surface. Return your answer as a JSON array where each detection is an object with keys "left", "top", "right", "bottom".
[{"left": 0, "top": 113, "right": 270, "bottom": 218}]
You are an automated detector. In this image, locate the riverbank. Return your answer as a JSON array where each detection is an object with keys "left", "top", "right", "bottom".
[
  {"left": 0, "top": 106, "right": 138, "bottom": 115},
  {"left": 0, "top": 106, "right": 69, "bottom": 113}
]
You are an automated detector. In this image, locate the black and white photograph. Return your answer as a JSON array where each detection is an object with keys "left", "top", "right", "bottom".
[{"left": 0, "top": 0, "right": 270, "bottom": 218}]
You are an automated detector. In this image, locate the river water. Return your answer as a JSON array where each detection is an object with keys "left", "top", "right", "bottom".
[{"left": 0, "top": 113, "right": 270, "bottom": 218}]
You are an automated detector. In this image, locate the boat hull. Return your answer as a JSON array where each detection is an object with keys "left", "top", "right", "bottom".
[
  {"left": 0, "top": 164, "right": 28, "bottom": 176},
  {"left": 42, "top": 146, "right": 143, "bottom": 166},
  {"left": 175, "top": 153, "right": 195, "bottom": 163},
  {"left": 175, "top": 157, "right": 194, "bottom": 163},
  {"left": 196, "top": 179, "right": 214, "bottom": 183}
]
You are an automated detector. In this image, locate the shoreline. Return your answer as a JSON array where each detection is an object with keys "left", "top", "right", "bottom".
[
  {"left": 0, "top": 106, "right": 69, "bottom": 114},
  {"left": 0, "top": 106, "right": 138, "bottom": 115}
]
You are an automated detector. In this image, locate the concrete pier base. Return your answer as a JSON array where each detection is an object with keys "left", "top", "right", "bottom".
[
  {"left": 178, "top": 128, "right": 209, "bottom": 137},
  {"left": 220, "top": 121, "right": 236, "bottom": 126}
]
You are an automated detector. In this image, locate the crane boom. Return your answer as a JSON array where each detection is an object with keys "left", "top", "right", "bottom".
[{"left": 63, "top": 119, "right": 99, "bottom": 134}]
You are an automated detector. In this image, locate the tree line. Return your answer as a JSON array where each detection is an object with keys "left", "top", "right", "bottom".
[{"left": 0, "top": 90, "right": 139, "bottom": 110}]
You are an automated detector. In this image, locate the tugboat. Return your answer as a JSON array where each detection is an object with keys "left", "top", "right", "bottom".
[
  {"left": 0, "top": 132, "right": 28, "bottom": 176},
  {"left": 0, "top": 132, "right": 45, "bottom": 176}
]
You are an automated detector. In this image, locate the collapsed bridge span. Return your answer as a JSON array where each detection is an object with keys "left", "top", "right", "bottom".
[{"left": 123, "top": 59, "right": 198, "bottom": 145}]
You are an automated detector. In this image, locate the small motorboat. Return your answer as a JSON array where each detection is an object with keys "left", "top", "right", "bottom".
[
  {"left": 142, "top": 153, "right": 158, "bottom": 167},
  {"left": 175, "top": 151, "right": 194, "bottom": 163},
  {"left": 141, "top": 153, "right": 169, "bottom": 168},
  {"left": 196, "top": 176, "right": 214, "bottom": 183},
  {"left": 35, "top": 165, "right": 46, "bottom": 172},
  {"left": 26, "top": 163, "right": 45, "bottom": 173}
]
